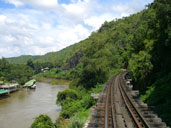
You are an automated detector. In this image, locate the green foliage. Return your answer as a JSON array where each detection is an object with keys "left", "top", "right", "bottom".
[
  {"left": 89, "top": 84, "right": 104, "bottom": 94},
  {"left": 35, "top": 69, "right": 70, "bottom": 79},
  {"left": 67, "top": 111, "right": 89, "bottom": 128},
  {"left": 34, "top": 62, "right": 43, "bottom": 74},
  {"left": 109, "top": 68, "right": 123, "bottom": 78},
  {"left": 57, "top": 88, "right": 78, "bottom": 105},
  {"left": 80, "top": 94, "right": 96, "bottom": 109},
  {"left": 60, "top": 99, "right": 82, "bottom": 118},
  {"left": 0, "top": 58, "right": 33, "bottom": 85},
  {"left": 27, "top": 59, "right": 34, "bottom": 70},
  {"left": 30, "top": 114, "right": 54, "bottom": 128},
  {"left": 56, "top": 83, "right": 103, "bottom": 123},
  {"left": 34, "top": 76, "right": 70, "bottom": 85},
  {"left": 140, "top": 86, "right": 155, "bottom": 102},
  {"left": 141, "top": 74, "right": 171, "bottom": 126},
  {"left": 128, "top": 51, "right": 153, "bottom": 91},
  {"left": 151, "top": 0, "right": 171, "bottom": 75},
  {"left": 56, "top": 87, "right": 96, "bottom": 119},
  {"left": 7, "top": 42, "right": 83, "bottom": 67},
  {"left": 79, "top": 57, "right": 109, "bottom": 89}
]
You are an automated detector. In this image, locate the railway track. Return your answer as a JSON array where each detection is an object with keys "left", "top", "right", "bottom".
[
  {"left": 88, "top": 72, "right": 169, "bottom": 128},
  {"left": 118, "top": 73, "right": 151, "bottom": 128}
]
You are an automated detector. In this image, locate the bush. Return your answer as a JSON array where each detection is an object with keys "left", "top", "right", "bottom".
[
  {"left": 141, "top": 74, "right": 171, "bottom": 126},
  {"left": 68, "top": 112, "right": 89, "bottom": 128},
  {"left": 30, "top": 114, "right": 54, "bottom": 128},
  {"left": 80, "top": 95, "right": 96, "bottom": 109},
  {"left": 57, "top": 88, "right": 78, "bottom": 105},
  {"left": 57, "top": 83, "right": 105, "bottom": 121},
  {"left": 60, "top": 99, "right": 82, "bottom": 118}
]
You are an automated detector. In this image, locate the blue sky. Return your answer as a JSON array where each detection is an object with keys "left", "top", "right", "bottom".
[{"left": 0, "top": 0, "right": 153, "bottom": 57}]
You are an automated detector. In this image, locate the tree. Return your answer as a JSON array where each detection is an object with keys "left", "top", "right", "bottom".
[
  {"left": 0, "top": 58, "right": 33, "bottom": 84},
  {"left": 27, "top": 59, "right": 34, "bottom": 70},
  {"left": 30, "top": 114, "right": 54, "bottom": 128},
  {"left": 78, "top": 57, "right": 108, "bottom": 89},
  {"left": 128, "top": 51, "right": 153, "bottom": 91},
  {"left": 34, "top": 62, "right": 42, "bottom": 74},
  {"left": 151, "top": 0, "right": 171, "bottom": 75}
]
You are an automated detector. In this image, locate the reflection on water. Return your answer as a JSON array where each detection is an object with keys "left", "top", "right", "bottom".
[{"left": 0, "top": 82, "right": 68, "bottom": 128}]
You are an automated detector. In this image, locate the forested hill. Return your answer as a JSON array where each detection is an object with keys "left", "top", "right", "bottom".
[
  {"left": 7, "top": 42, "right": 82, "bottom": 66},
  {"left": 6, "top": 0, "right": 171, "bottom": 125}
]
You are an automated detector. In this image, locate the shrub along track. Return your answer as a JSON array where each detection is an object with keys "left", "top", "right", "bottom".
[{"left": 88, "top": 72, "right": 169, "bottom": 128}]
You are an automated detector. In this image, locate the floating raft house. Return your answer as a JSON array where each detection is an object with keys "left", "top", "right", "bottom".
[
  {"left": 24, "top": 79, "right": 36, "bottom": 87},
  {"left": 0, "top": 83, "right": 19, "bottom": 93},
  {"left": 0, "top": 89, "right": 9, "bottom": 95}
]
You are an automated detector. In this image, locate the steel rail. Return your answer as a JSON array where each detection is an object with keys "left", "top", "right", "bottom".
[
  {"left": 105, "top": 81, "right": 110, "bottom": 128},
  {"left": 110, "top": 78, "right": 117, "bottom": 128},
  {"left": 118, "top": 74, "right": 151, "bottom": 128},
  {"left": 105, "top": 76, "right": 117, "bottom": 128}
]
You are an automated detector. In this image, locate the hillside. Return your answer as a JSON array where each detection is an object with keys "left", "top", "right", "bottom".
[
  {"left": 7, "top": 55, "right": 41, "bottom": 64},
  {"left": 7, "top": 42, "right": 83, "bottom": 66}
]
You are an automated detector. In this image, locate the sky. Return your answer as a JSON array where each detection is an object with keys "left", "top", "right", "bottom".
[{"left": 0, "top": 0, "right": 153, "bottom": 58}]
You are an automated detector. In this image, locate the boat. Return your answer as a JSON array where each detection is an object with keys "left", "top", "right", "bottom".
[
  {"left": 30, "top": 83, "right": 36, "bottom": 89},
  {"left": 24, "top": 79, "right": 36, "bottom": 89},
  {"left": 0, "top": 83, "right": 19, "bottom": 93}
]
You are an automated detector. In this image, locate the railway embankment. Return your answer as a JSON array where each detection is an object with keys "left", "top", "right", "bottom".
[{"left": 87, "top": 72, "right": 170, "bottom": 128}]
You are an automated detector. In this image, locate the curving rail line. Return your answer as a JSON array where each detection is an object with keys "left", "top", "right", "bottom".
[
  {"left": 118, "top": 73, "right": 151, "bottom": 128},
  {"left": 88, "top": 72, "right": 169, "bottom": 128},
  {"left": 104, "top": 72, "right": 151, "bottom": 128},
  {"left": 105, "top": 76, "right": 117, "bottom": 128}
]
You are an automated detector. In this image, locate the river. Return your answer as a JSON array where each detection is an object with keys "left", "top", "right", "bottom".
[{"left": 0, "top": 82, "right": 68, "bottom": 128}]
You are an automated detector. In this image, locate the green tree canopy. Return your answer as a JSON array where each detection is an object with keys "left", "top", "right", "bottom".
[{"left": 30, "top": 114, "right": 54, "bottom": 128}]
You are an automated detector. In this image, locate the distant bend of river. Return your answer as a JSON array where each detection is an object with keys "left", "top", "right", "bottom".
[{"left": 0, "top": 82, "right": 68, "bottom": 128}]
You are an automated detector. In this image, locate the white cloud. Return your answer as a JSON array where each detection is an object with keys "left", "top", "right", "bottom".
[
  {"left": 57, "top": 24, "right": 90, "bottom": 46},
  {"left": 0, "top": 10, "right": 91, "bottom": 57},
  {"left": 4, "top": 35, "right": 16, "bottom": 42},
  {"left": 27, "top": 0, "right": 58, "bottom": 9},
  {"left": 84, "top": 14, "right": 116, "bottom": 30},
  {"left": 0, "top": 47, "right": 20, "bottom": 57},
  {"left": 121, "top": 13, "right": 130, "bottom": 17},
  {"left": 111, "top": 5, "right": 132, "bottom": 13},
  {"left": 0, "top": 15, "right": 7, "bottom": 23},
  {"left": 0, "top": 0, "right": 154, "bottom": 57},
  {"left": 5, "top": 0, "right": 24, "bottom": 6},
  {"left": 57, "top": 0, "right": 99, "bottom": 26},
  {"left": 4, "top": 0, "right": 58, "bottom": 9},
  {"left": 62, "top": 3, "right": 84, "bottom": 15}
]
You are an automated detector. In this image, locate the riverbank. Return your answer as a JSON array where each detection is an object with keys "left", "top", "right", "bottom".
[
  {"left": 55, "top": 84, "right": 105, "bottom": 127},
  {"left": 34, "top": 76, "right": 70, "bottom": 85}
]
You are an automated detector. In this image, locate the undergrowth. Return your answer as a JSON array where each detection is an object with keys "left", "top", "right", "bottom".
[{"left": 141, "top": 74, "right": 171, "bottom": 126}]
